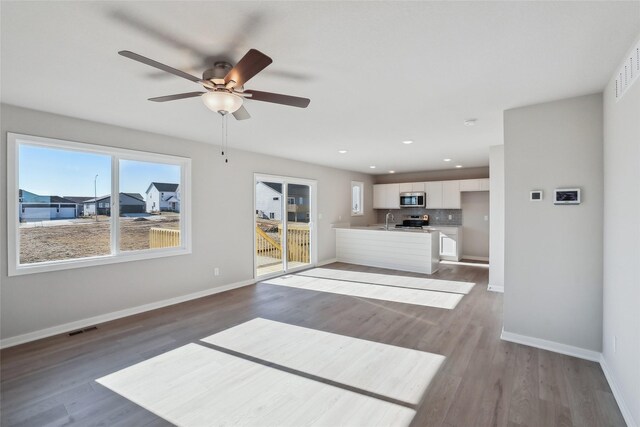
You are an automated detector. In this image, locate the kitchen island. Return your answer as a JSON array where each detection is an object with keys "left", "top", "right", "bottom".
[{"left": 335, "top": 226, "right": 440, "bottom": 274}]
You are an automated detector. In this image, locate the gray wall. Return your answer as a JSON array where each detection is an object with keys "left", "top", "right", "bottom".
[
  {"left": 504, "top": 93, "right": 603, "bottom": 351},
  {"left": 461, "top": 191, "right": 490, "bottom": 259},
  {"left": 0, "top": 104, "right": 376, "bottom": 342},
  {"left": 602, "top": 37, "right": 640, "bottom": 425},
  {"left": 373, "top": 167, "right": 489, "bottom": 184}
]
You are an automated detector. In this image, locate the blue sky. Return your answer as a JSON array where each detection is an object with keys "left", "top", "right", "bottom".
[{"left": 19, "top": 145, "right": 180, "bottom": 199}]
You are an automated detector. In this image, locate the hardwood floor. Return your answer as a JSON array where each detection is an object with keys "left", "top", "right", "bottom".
[{"left": 0, "top": 262, "right": 625, "bottom": 426}]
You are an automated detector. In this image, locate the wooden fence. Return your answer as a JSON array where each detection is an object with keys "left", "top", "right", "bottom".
[
  {"left": 280, "top": 223, "right": 310, "bottom": 263},
  {"left": 255, "top": 223, "right": 310, "bottom": 263},
  {"left": 256, "top": 226, "right": 282, "bottom": 259},
  {"left": 149, "top": 228, "right": 180, "bottom": 249}
]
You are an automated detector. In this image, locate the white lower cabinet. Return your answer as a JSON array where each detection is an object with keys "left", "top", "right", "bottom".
[{"left": 435, "top": 227, "right": 463, "bottom": 261}]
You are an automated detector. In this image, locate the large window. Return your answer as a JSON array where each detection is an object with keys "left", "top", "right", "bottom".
[
  {"left": 8, "top": 133, "right": 191, "bottom": 276},
  {"left": 351, "top": 181, "right": 364, "bottom": 216}
]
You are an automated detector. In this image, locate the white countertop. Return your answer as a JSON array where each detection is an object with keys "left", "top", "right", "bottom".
[{"left": 334, "top": 225, "right": 440, "bottom": 234}]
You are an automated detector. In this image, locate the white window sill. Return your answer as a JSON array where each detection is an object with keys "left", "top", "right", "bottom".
[{"left": 9, "top": 247, "right": 191, "bottom": 276}]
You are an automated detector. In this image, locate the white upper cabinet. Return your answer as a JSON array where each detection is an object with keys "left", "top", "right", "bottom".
[
  {"left": 459, "top": 179, "right": 481, "bottom": 191},
  {"left": 399, "top": 182, "right": 425, "bottom": 192},
  {"left": 426, "top": 181, "right": 461, "bottom": 209},
  {"left": 399, "top": 183, "right": 412, "bottom": 192},
  {"left": 374, "top": 178, "right": 485, "bottom": 209},
  {"left": 442, "top": 180, "right": 461, "bottom": 209},
  {"left": 459, "top": 178, "right": 490, "bottom": 192},
  {"left": 424, "top": 181, "right": 443, "bottom": 209},
  {"left": 373, "top": 183, "right": 400, "bottom": 209},
  {"left": 411, "top": 182, "right": 425, "bottom": 192}
]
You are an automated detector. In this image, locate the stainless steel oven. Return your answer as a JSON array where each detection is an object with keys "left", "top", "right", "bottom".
[{"left": 399, "top": 192, "right": 426, "bottom": 208}]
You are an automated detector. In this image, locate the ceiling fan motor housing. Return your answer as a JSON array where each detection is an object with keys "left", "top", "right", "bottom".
[{"left": 203, "top": 62, "right": 232, "bottom": 84}]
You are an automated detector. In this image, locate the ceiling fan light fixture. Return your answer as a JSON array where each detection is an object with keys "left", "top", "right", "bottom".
[{"left": 202, "top": 91, "right": 243, "bottom": 114}]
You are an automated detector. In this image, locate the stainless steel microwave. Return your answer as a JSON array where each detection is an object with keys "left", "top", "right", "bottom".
[{"left": 400, "top": 192, "right": 426, "bottom": 208}]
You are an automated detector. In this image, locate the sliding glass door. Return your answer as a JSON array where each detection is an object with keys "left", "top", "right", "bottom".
[{"left": 255, "top": 175, "right": 316, "bottom": 278}]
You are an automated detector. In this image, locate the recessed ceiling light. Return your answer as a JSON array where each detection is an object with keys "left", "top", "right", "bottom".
[
  {"left": 369, "top": 165, "right": 376, "bottom": 169},
  {"left": 455, "top": 165, "right": 463, "bottom": 168},
  {"left": 443, "top": 158, "right": 452, "bottom": 162},
  {"left": 389, "top": 170, "right": 395, "bottom": 174},
  {"left": 338, "top": 150, "right": 347, "bottom": 154},
  {"left": 402, "top": 140, "right": 414, "bottom": 145},
  {"left": 464, "top": 119, "right": 477, "bottom": 126}
]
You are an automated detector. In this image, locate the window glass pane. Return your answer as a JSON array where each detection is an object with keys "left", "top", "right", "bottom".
[
  {"left": 286, "top": 183, "right": 311, "bottom": 268},
  {"left": 119, "top": 159, "right": 181, "bottom": 251},
  {"left": 18, "top": 144, "right": 111, "bottom": 264},
  {"left": 351, "top": 181, "right": 363, "bottom": 215}
]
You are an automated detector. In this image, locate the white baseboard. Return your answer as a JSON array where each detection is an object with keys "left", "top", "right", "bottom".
[
  {"left": 317, "top": 258, "right": 338, "bottom": 266},
  {"left": 462, "top": 255, "right": 490, "bottom": 262},
  {"left": 487, "top": 284, "right": 504, "bottom": 293},
  {"left": 0, "top": 279, "right": 255, "bottom": 349},
  {"left": 500, "top": 329, "right": 601, "bottom": 362},
  {"left": 600, "top": 355, "right": 638, "bottom": 427}
]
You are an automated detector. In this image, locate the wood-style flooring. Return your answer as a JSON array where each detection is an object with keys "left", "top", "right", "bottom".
[{"left": 0, "top": 262, "right": 626, "bottom": 426}]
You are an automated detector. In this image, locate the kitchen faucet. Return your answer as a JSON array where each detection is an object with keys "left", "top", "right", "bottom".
[{"left": 385, "top": 211, "right": 394, "bottom": 230}]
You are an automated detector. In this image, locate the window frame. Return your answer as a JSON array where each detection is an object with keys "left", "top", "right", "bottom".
[
  {"left": 7, "top": 132, "right": 192, "bottom": 276},
  {"left": 351, "top": 181, "right": 364, "bottom": 216}
]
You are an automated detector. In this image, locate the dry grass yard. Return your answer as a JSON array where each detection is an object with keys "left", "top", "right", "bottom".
[{"left": 19, "top": 215, "right": 180, "bottom": 264}]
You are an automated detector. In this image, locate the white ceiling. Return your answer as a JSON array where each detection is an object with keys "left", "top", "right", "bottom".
[{"left": 2, "top": 1, "right": 639, "bottom": 174}]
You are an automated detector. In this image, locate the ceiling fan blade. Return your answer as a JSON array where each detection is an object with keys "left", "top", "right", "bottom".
[
  {"left": 225, "top": 49, "right": 272, "bottom": 87},
  {"left": 148, "top": 92, "right": 205, "bottom": 102},
  {"left": 119, "top": 50, "right": 202, "bottom": 83},
  {"left": 232, "top": 105, "right": 251, "bottom": 120},
  {"left": 244, "top": 90, "right": 310, "bottom": 108}
]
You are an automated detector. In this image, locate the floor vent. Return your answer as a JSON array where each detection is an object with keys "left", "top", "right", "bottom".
[
  {"left": 615, "top": 38, "right": 640, "bottom": 101},
  {"left": 68, "top": 326, "right": 98, "bottom": 336}
]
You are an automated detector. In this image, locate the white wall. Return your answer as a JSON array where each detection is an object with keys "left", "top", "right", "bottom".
[
  {"left": 602, "top": 36, "right": 640, "bottom": 427},
  {"left": 460, "top": 191, "right": 490, "bottom": 260},
  {"left": 503, "top": 93, "right": 603, "bottom": 352},
  {"left": 489, "top": 145, "right": 504, "bottom": 292},
  {"left": 0, "top": 104, "right": 376, "bottom": 344}
]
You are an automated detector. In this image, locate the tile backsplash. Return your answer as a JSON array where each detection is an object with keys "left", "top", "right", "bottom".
[{"left": 375, "top": 208, "right": 462, "bottom": 226}]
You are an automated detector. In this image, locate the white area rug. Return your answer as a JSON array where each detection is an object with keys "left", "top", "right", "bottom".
[
  {"left": 262, "top": 275, "right": 463, "bottom": 309},
  {"left": 96, "top": 343, "right": 415, "bottom": 427},
  {"left": 297, "top": 268, "right": 475, "bottom": 294},
  {"left": 201, "top": 318, "right": 444, "bottom": 405}
]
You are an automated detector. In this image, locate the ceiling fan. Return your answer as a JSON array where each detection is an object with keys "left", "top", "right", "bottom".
[{"left": 118, "top": 48, "right": 310, "bottom": 120}]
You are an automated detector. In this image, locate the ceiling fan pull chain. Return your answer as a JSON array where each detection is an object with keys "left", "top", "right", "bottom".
[
  {"left": 220, "top": 113, "right": 226, "bottom": 156},
  {"left": 224, "top": 113, "right": 229, "bottom": 163}
]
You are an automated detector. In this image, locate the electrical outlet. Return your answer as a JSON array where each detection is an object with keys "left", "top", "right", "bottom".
[
  {"left": 448, "top": 215, "right": 452, "bottom": 220},
  {"left": 484, "top": 215, "right": 489, "bottom": 221},
  {"left": 613, "top": 335, "right": 617, "bottom": 353},
  {"left": 214, "top": 267, "right": 220, "bottom": 276},
  {"left": 338, "top": 215, "right": 342, "bottom": 221}
]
